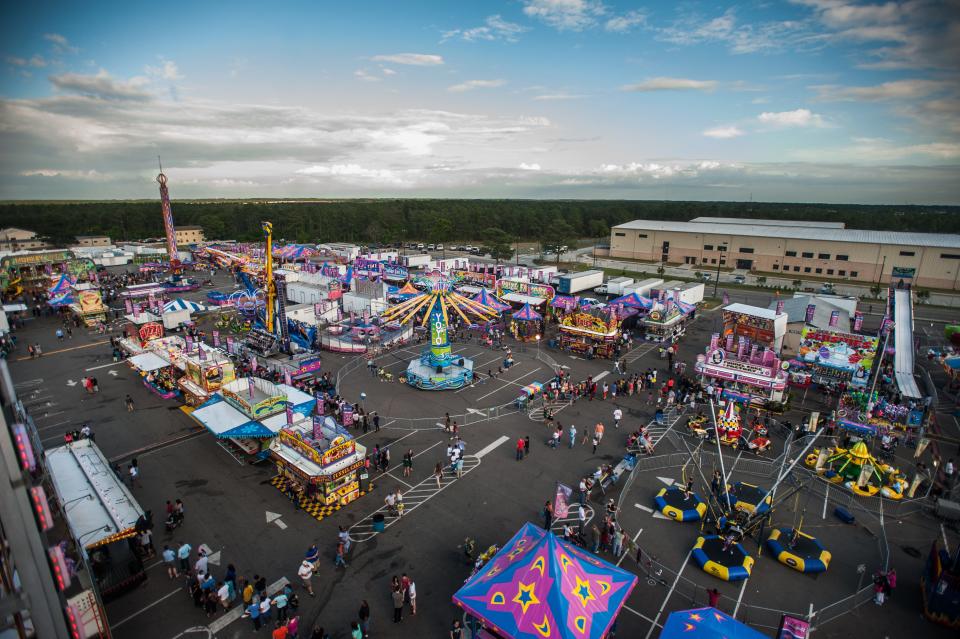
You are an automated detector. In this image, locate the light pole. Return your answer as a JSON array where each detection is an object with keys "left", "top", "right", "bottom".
[
  {"left": 712, "top": 243, "right": 727, "bottom": 298},
  {"left": 536, "top": 334, "right": 541, "bottom": 359}
]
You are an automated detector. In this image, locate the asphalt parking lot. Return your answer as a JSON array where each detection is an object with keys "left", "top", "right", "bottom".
[{"left": 8, "top": 278, "right": 955, "bottom": 639}]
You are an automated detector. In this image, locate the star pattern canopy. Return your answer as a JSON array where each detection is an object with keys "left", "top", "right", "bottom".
[
  {"left": 453, "top": 523, "right": 637, "bottom": 639},
  {"left": 607, "top": 292, "right": 654, "bottom": 309},
  {"left": 512, "top": 303, "right": 543, "bottom": 321},
  {"left": 660, "top": 607, "right": 771, "bottom": 639},
  {"left": 473, "top": 287, "right": 512, "bottom": 312}
]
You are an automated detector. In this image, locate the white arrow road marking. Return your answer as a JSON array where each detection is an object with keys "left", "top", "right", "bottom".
[
  {"left": 265, "top": 511, "right": 282, "bottom": 524},
  {"left": 466, "top": 408, "right": 485, "bottom": 415},
  {"left": 657, "top": 476, "right": 675, "bottom": 486},
  {"left": 108, "top": 369, "right": 118, "bottom": 376},
  {"left": 635, "top": 503, "right": 654, "bottom": 513},
  {"left": 652, "top": 511, "right": 671, "bottom": 520},
  {"left": 66, "top": 379, "right": 77, "bottom": 387},
  {"left": 274, "top": 519, "right": 287, "bottom": 530},
  {"left": 206, "top": 550, "right": 221, "bottom": 566}
]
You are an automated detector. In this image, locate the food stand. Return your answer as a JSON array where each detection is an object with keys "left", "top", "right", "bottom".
[
  {"left": 70, "top": 286, "right": 108, "bottom": 327},
  {"left": 558, "top": 307, "right": 620, "bottom": 358},
  {"left": 797, "top": 326, "right": 879, "bottom": 388},
  {"left": 45, "top": 439, "right": 147, "bottom": 601},
  {"left": 695, "top": 304, "right": 789, "bottom": 407},
  {"left": 127, "top": 351, "right": 180, "bottom": 399},
  {"left": 270, "top": 416, "right": 367, "bottom": 507},
  {"left": 177, "top": 347, "right": 236, "bottom": 406},
  {"left": 641, "top": 299, "right": 696, "bottom": 342}
]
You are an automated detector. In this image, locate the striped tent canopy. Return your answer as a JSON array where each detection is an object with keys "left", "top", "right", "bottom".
[
  {"left": 607, "top": 292, "right": 654, "bottom": 309},
  {"left": 550, "top": 294, "right": 580, "bottom": 311},
  {"left": 163, "top": 298, "right": 205, "bottom": 314}
]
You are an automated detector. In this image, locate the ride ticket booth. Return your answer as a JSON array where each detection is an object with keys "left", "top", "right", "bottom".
[{"left": 269, "top": 417, "right": 367, "bottom": 507}]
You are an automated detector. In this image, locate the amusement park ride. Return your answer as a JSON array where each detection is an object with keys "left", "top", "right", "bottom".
[
  {"left": 155, "top": 160, "right": 199, "bottom": 292},
  {"left": 379, "top": 280, "right": 499, "bottom": 389}
]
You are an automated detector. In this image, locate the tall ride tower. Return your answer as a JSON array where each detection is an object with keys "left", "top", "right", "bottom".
[{"left": 156, "top": 159, "right": 181, "bottom": 274}]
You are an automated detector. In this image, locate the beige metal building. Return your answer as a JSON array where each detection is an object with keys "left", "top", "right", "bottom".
[
  {"left": 74, "top": 235, "right": 111, "bottom": 247},
  {"left": 175, "top": 226, "right": 205, "bottom": 245},
  {"left": 0, "top": 227, "right": 49, "bottom": 251},
  {"left": 609, "top": 217, "right": 960, "bottom": 290}
]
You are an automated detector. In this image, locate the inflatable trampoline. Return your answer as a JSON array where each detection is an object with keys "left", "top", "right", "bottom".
[
  {"left": 654, "top": 486, "right": 707, "bottom": 522},
  {"left": 765, "top": 527, "right": 831, "bottom": 574},
  {"left": 723, "top": 482, "right": 772, "bottom": 516},
  {"left": 692, "top": 535, "right": 754, "bottom": 582}
]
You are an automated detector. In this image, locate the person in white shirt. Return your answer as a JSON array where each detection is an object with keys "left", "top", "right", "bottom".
[
  {"left": 297, "top": 560, "right": 315, "bottom": 596},
  {"left": 407, "top": 580, "right": 417, "bottom": 615},
  {"left": 217, "top": 582, "right": 230, "bottom": 610},
  {"left": 613, "top": 408, "right": 622, "bottom": 429},
  {"left": 194, "top": 551, "right": 208, "bottom": 576}
]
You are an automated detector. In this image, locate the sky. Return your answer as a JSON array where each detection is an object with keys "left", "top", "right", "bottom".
[{"left": 0, "top": 0, "right": 958, "bottom": 204}]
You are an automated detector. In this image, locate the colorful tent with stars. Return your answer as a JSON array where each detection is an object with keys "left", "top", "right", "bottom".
[
  {"left": 452, "top": 523, "right": 637, "bottom": 639},
  {"left": 659, "top": 607, "right": 770, "bottom": 639}
]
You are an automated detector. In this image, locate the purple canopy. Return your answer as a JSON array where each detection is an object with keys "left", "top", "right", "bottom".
[
  {"left": 512, "top": 302, "right": 542, "bottom": 321},
  {"left": 473, "top": 288, "right": 512, "bottom": 312},
  {"left": 607, "top": 292, "right": 654, "bottom": 309},
  {"left": 551, "top": 294, "right": 580, "bottom": 310}
]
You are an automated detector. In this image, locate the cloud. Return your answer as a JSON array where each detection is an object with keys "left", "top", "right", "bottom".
[
  {"left": 20, "top": 168, "right": 107, "bottom": 180},
  {"left": 354, "top": 69, "right": 381, "bottom": 82},
  {"left": 49, "top": 69, "right": 152, "bottom": 101},
  {"left": 43, "top": 33, "right": 78, "bottom": 55},
  {"left": 656, "top": 8, "right": 812, "bottom": 55},
  {"left": 522, "top": 0, "right": 607, "bottom": 31},
  {"left": 811, "top": 79, "right": 949, "bottom": 102},
  {"left": 621, "top": 77, "right": 717, "bottom": 92},
  {"left": 793, "top": 136, "right": 960, "bottom": 162},
  {"left": 369, "top": 53, "right": 443, "bottom": 66},
  {"left": 518, "top": 162, "right": 542, "bottom": 170},
  {"left": 447, "top": 79, "right": 505, "bottom": 93},
  {"left": 757, "top": 108, "right": 826, "bottom": 128},
  {"left": 145, "top": 59, "right": 182, "bottom": 81},
  {"left": 442, "top": 15, "right": 528, "bottom": 43},
  {"left": 380, "top": 67, "right": 396, "bottom": 76},
  {"left": 605, "top": 10, "right": 646, "bottom": 33},
  {"left": 6, "top": 54, "right": 47, "bottom": 68},
  {"left": 703, "top": 126, "right": 744, "bottom": 139},
  {"left": 533, "top": 93, "right": 586, "bottom": 101}
]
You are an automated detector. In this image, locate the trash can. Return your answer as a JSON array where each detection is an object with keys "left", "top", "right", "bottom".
[{"left": 372, "top": 513, "right": 385, "bottom": 532}]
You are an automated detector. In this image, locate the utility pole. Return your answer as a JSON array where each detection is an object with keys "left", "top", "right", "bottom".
[{"left": 712, "top": 243, "right": 727, "bottom": 298}]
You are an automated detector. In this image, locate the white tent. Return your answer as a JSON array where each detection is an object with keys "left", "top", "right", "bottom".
[{"left": 127, "top": 351, "right": 171, "bottom": 372}]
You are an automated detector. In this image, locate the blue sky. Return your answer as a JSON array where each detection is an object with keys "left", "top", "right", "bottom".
[{"left": 1, "top": 0, "right": 957, "bottom": 203}]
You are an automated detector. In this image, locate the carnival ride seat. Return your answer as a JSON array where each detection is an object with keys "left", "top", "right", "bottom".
[
  {"left": 654, "top": 486, "right": 707, "bottom": 522},
  {"left": 765, "top": 527, "right": 831, "bottom": 574},
  {"left": 692, "top": 535, "right": 754, "bottom": 582}
]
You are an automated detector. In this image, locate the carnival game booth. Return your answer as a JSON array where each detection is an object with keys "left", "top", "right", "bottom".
[
  {"left": 121, "top": 282, "right": 168, "bottom": 303},
  {"left": 695, "top": 304, "right": 789, "bottom": 407},
  {"left": 177, "top": 346, "right": 236, "bottom": 406},
  {"left": 558, "top": 307, "right": 620, "bottom": 358},
  {"left": 69, "top": 286, "right": 108, "bottom": 327},
  {"left": 549, "top": 294, "right": 580, "bottom": 318},
  {"left": 797, "top": 326, "right": 879, "bottom": 389},
  {"left": 453, "top": 523, "right": 637, "bottom": 639},
  {"left": 190, "top": 377, "right": 317, "bottom": 457},
  {"left": 128, "top": 351, "right": 181, "bottom": 399},
  {"left": 269, "top": 417, "right": 368, "bottom": 508},
  {"left": 46, "top": 439, "right": 147, "bottom": 601},
  {"left": 496, "top": 277, "right": 555, "bottom": 314},
  {"left": 509, "top": 303, "right": 543, "bottom": 342}
]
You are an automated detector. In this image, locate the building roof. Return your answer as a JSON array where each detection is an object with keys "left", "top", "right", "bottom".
[
  {"left": 768, "top": 295, "right": 851, "bottom": 332},
  {"left": 612, "top": 219, "right": 960, "bottom": 249},
  {"left": 723, "top": 303, "right": 783, "bottom": 320},
  {"left": 690, "top": 217, "right": 845, "bottom": 229},
  {"left": 177, "top": 226, "right": 204, "bottom": 231},
  {"left": 0, "top": 227, "right": 37, "bottom": 237},
  {"left": 75, "top": 235, "right": 110, "bottom": 239}
]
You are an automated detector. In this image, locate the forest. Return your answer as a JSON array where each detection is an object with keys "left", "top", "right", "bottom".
[{"left": 1, "top": 199, "right": 957, "bottom": 246}]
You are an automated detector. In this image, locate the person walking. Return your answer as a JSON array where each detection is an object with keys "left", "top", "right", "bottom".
[
  {"left": 707, "top": 588, "right": 720, "bottom": 609},
  {"left": 402, "top": 449, "right": 413, "bottom": 477},
  {"left": 407, "top": 578, "right": 417, "bottom": 615},
  {"left": 542, "top": 500, "right": 553, "bottom": 530},
  {"left": 177, "top": 541, "right": 191, "bottom": 574},
  {"left": 125, "top": 394, "right": 135, "bottom": 412},
  {"left": 524, "top": 436, "right": 530, "bottom": 457},
  {"left": 162, "top": 545, "right": 178, "bottom": 579},
  {"left": 128, "top": 461, "right": 139, "bottom": 487},
  {"left": 358, "top": 599, "right": 371, "bottom": 637},
  {"left": 391, "top": 585, "right": 404, "bottom": 623},
  {"left": 434, "top": 462, "right": 443, "bottom": 489},
  {"left": 335, "top": 540, "right": 348, "bottom": 568},
  {"left": 245, "top": 599, "right": 262, "bottom": 631},
  {"left": 516, "top": 437, "right": 525, "bottom": 461},
  {"left": 568, "top": 424, "right": 576, "bottom": 449},
  {"left": 273, "top": 590, "right": 289, "bottom": 624},
  {"left": 613, "top": 407, "right": 622, "bottom": 429},
  {"left": 298, "top": 560, "right": 315, "bottom": 596}
]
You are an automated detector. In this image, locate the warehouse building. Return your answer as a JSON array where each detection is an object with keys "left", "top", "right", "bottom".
[{"left": 608, "top": 217, "right": 960, "bottom": 290}]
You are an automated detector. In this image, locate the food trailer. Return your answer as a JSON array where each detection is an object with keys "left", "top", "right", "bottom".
[
  {"left": 177, "top": 347, "right": 236, "bottom": 406},
  {"left": 558, "top": 307, "right": 620, "bottom": 358}
]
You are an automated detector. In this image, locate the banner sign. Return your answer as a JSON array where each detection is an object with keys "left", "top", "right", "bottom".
[
  {"left": 383, "top": 264, "right": 408, "bottom": 279},
  {"left": 554, "top": 482, "right": 573, "bottom": 519}
]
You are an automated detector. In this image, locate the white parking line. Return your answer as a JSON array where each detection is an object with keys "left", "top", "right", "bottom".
[
  {"left": 617, "top": 529, "right": 643, "bottom": 567},
  {"left": 474, "top": 368, "right": 541, "bottom": 401},
  {"left": 593, "top": 371, "right": 610, "bottom": 382},
  {"left": 645, "top": 550, "right": 691, "bottom": 639},
  {"left": 732, "top": 577, "right": 749, "bottom": 617},
  {"left": 206, "top": 577, "right": 290, "bottom": 634},
  {"left": 110, "top": 588, "right": 181, "bottom": 630},
  {"left": 86, "top": 361, "right": 123, "bottom": 371},
  {"left": 475, "top": 435, "right": 510, "bottom": 459}
]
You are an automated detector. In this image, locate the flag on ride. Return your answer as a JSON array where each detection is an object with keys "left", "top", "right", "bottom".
[
  {"left": 185, "top": 335, "right": 193, "bottom": 352},
  {"left": 312, "top": 415, "right": 323, "bottom": 439},
  {"left": 286, "top": 402, "right": 294, "bottom": 425},
  {"left": 829, "top": 310, "right": 840, "bottom": 327},
  {"left": 250, "top": 355, "right": 258, "bottom": 373},
  {"left": 226, "top": 335, "right": 234, "bottom": 354},
  {"left": 554, "top": 482, "right": 573, "bottom": 519},
  {"left": 198, "top": 343, "right": 207, "bottom": 361},
  {"left": 212, "top": 330, "right": 220, "bottom": 347},
  {"left": 124, "top": 299, "right": 133, "bottom": 314},
  {"left": 853, "top": 312, "right": 864, "bottom": 332},
  {"left": 284, "top": 370, "right": 292, "bottom": 386},
  {"left": 342, "top": 404, "right": 354, "bottom": 427}
]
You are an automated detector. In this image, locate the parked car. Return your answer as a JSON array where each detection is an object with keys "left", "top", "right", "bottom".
[
  {"left": 698, "top": 273, "right": 712, "bottom": 282},
  {"left": 436, "top": 244, "right": 444, "bottom": 251},
  {"left": 594, "top": 284, "right": 608, "bottom": 295},
  {"left": 417, "top": 243, "right": 425, "bottom": 250},
  {"left": 733, "top": 275, "right": 746, "bottom": 284}
]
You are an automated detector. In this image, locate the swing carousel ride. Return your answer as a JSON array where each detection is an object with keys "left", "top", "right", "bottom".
[{"left": 379, "top": 280, "right": 500, "bottom": 390}]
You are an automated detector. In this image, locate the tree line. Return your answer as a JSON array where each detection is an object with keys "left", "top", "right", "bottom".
[{"left": 0, "top": 199, "right": 957, "bottom": 247}]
